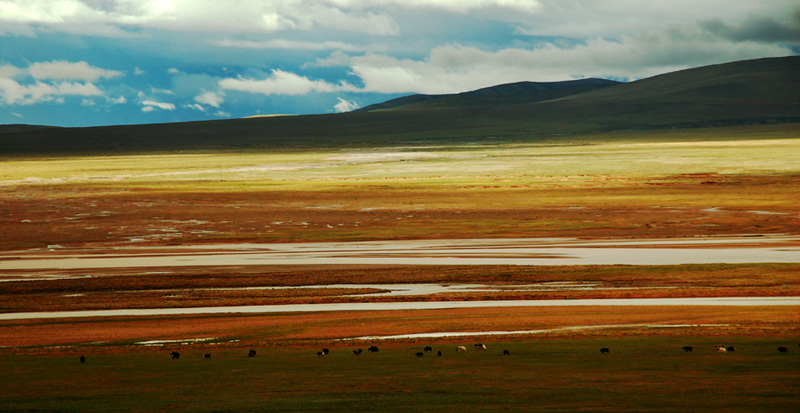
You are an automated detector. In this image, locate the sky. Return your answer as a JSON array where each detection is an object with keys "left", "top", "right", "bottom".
[{"left": 1, "top": 1, "right": 799, "bottom": 127}]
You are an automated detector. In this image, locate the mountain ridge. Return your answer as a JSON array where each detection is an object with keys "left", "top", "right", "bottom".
[{"left": 355, "top": 78, "right": 620, "bottom": 112}]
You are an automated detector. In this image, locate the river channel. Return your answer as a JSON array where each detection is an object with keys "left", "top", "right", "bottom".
[{"left": 1, "top": 236, "right": 799, "bottom": 271}]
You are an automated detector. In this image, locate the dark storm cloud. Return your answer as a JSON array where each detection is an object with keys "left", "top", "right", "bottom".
[{"left": 700, "top": 11, "right": 800, "bottom": 43}]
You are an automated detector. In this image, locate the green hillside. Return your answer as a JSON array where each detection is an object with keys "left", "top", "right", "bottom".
[{"left": 1, "top": 56, "right": 798, "bottom": 156}]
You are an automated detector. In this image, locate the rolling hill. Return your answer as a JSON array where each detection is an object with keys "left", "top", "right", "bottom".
[{"left": 1, "top": 56, "right": 798, "bottom": 156}]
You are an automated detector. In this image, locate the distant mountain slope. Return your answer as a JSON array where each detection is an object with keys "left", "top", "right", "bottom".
[
  {"left": 356, "top": 78, "right": 620, "bottom": 112},
  {"left": 1, "top": 56, "right": 798, "bottom": 156}
]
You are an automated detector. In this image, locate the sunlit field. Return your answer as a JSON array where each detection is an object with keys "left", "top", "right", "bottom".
[{"left": 1, "top": 125, "right": 798, "bottom": 249}]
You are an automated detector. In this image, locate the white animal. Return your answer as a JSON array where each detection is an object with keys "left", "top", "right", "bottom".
[{"left": 457, "top": 346, "right": 467, "bottom": 352}]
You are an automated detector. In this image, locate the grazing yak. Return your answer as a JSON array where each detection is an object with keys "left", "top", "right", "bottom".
[
  {"left": 317, "top": 351, "right": 325, "bottom": 357},
  {"left": 248, "top": 349, "right": 257, "bottom": 357},
  {"left": 778, "top": 346, "right": 788, "bottom": 353},
  {"left": 321, "top": 348, "right": 330, "bottom": 356},
  {"left": 170, "top": 351, "right": 181, "bottom": 360},
  {"left": 682, "top": 346, "right": 693, "bottom": 352},
  {"left": 717, "top": 347, "right": 727, "bottom": 353},
  {"left": 204, "top": 354, "right": 211, "bottom": 359},
  {"left": 475, "top": 343, "right": 486, "bottom": 350},
  {"left": 457, "top": 346, "right": 467, "bottom": 352},
  {"left": 503, "top": 350, "right": 510, "bottom": 356},
  {"left": 368, "top": 346, "right": 379, "bottom": 353},
  {"left": 437, "top": 351, "right": 442, "bottom": 356},
  {"left": 726, "top": 346, "right": 736, "bottom": 352},
  {"left": 424, "top": 346, "right": 433, "bottom": 353},
  {"left": 79, "top": 355, "right": 86, "bottom": 363},
  {"left": 415, "top": 352, "right": 424, "bottom": 357},
  {"left": 600, "top": 348, "right": 610, "bottom": 354},
  {"left": 353, "top": 349, "right": 363, "bottom": 356}
]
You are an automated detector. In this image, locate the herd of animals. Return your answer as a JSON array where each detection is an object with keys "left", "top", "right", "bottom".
[{"left": 77, "top": 342, "right": 798, "bottom": 363}]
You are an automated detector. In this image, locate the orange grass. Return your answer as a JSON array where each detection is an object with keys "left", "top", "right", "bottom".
[
  {"left": 1, "top": 305, "right": 797, "bottom": 352},
  {"left": 2, "top": 264, "right": 798, "bottom": 312}
]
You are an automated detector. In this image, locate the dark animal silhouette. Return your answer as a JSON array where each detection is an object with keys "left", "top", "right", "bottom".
[
  {"left": 79, "top": 355, "right": 85, "bottom": 363},
  {"left": 424, "top": 346, "right": 433, "bottom": 352},
  {"left": 415, "top": 352, "right": 424, "bottom": 357},
  {"left": 600, "top": 348, "right": 610, "bottom": 354},
  {"left": 682, "top": 346, "right": 693, "bottom": 352},
  {"left": 321, "top": 348, "right": 330, "bottom": 356},
  {"left": 778, "top": 346, "right": 788, "bottom": 353},
  {"left": 170, "top": 351, "right": 181, "bottom": 360},
  {"left": 437, "top": 351, "right": 442, "bottom": 356},
  {"left": 503, "top": 350, "right": 510, "bottom": 356},
  {"left": 353, "top": 349, "right": 363, "bottom": 356},
  {"left": 248, "top": 349, "right": 257, "bottom": 357},
  {"left": 204, "top": 354, "right": 211, "bottom": 359},
  {"left": 368, "top": 346, "right": 379, "bottom": 353},
  {"left": 317, "top": 351, "right": 325, "bottom": 357},
  {"left": 726, "top": 346, "right": 736, "bottom": 352},
  {"left": 475, "top": 343, "right": 486, "bottom": 350}
]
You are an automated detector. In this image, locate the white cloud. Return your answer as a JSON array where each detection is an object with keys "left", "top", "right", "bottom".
[
  {"left": 0, "top": 61, "right": 123, "bottom": 105},
  {"left": 6, "top": 0, "right": 795, "bottom": 41},
  {"left": 0, "top": 0, "right": 402, "bottom": 36},
  {"left": 134, "top": 67, "right": 146, "bottom": 76},
  {"left": 219, "top": 69, "right": 358, "bottom": 96},
  {"left": 194, "top": 91, "right": 224, "bottom": 107},
  {"left": 184, "top": 103, "right": 206, "bottom": 112},
  {"left": 27, "top": 61, "right": 124, "bottom": 81},
  {"left": 141, "top": 100, "right": 176, "bottom": 111},
  {"left": 213, "top": 39, "right": 360, "bottom": 52},
  {"left": 333, "top": 97, "right": 359, "bottom": 113}
]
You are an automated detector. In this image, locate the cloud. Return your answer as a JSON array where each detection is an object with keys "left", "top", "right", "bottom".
[
  {"left": 219, "top": 69, "right": 358, "bottom": 96},
  {"left": 27, "top": 61, "right": 124, "bottom": 81},
  {"left": 333, "top": 97, "right": 360, "bottom": 113},
  {"left": 699, "top": 12, "right": 800, "bottom": 43},
  {"left": 194, "top": 91, "right": 224, "bottom": 108},
  {"left": 0, "top": 0, "right": 401, "bottom": 36},
  {"left": 347, "top": 23, "right": 794, "bottom": 94},
  {"left": 141, "top": 100, "right": 176, "bottom": 111},
  {"left": 184, "top": 103, "right": 206, "bottom": 112},
  {"left": 0, "top": 61, "right": 116, "bottom": 105},
  {"left": 213, "top": 39, "right": 360, "bottom": 52}
]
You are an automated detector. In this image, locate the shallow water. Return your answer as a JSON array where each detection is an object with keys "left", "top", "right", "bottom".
[
  {"left": 1, "top": 236, "right": 799, "bottom": 271},
  {"left": 1, "top": 297, "right": 798, "bottom": 321},
  {"left": 343, "top": 323, "right": 732, "bottom": 341}
]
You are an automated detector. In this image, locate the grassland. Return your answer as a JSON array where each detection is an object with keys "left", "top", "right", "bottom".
[
  {"left": 1, "top": 337, "right": 798, "bottom": 412},
  {"left": 1, "top": 123, "right": 799, "bottom": 411},
  {"left": 1, "top": 124, "right": 798, "bottom": 249}
]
